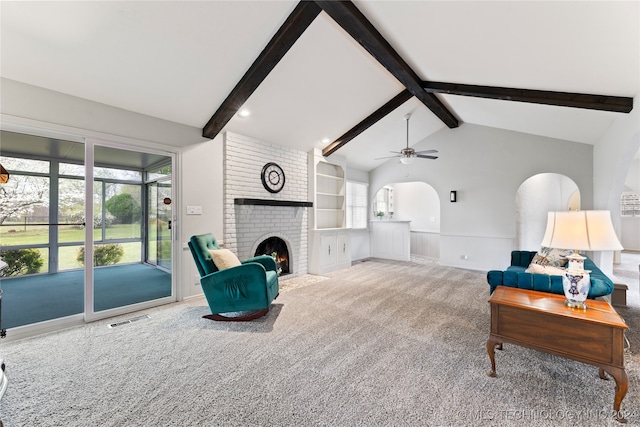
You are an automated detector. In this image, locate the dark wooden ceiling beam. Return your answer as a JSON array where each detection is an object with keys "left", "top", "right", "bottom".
[
  {"left": 323, "top": 90, "right": 412, "bottom": 157},
  {"left": 202, "top": 1, "right": 322, "bottom": 139},
  {"left": 315, "top": 0, "right": 459, "bottom": 129},
  {"left": 422, "top": 81, "right": 633, "bottom": 113}
]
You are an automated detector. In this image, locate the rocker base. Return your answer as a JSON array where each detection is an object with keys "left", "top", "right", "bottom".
[{"left": 203, "top": 308, "right": 269, "bottom": 322}]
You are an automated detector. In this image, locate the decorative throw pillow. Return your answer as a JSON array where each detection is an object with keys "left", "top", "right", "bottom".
[
  {"left": 525, "top": 263, "right": 566, "bottom": 276},
  {"left": 208, "top": 249, "right": 241, "bottom": 270},
  {"left": 530, "top": 246, "right": 571, "bottom": 268}
]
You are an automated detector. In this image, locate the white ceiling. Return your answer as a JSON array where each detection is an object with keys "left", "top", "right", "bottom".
[{"left": 1, "top": 1, "right": 638, "bottom": 171}]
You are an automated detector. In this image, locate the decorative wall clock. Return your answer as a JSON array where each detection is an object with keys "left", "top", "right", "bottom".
[{"left": 261, "top": 162, "right": 285, "bottom": 193}]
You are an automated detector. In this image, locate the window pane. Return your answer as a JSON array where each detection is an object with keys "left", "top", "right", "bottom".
[
  {"left": 0, "top": 156, "right": 49, "bottom": 173},
  {"left": 58, "top": 245, "right": 85, "bottom": 271},
  {"left": 347, "top": 181, "right": 368, "bottom": 229},
  {"left": 94, "top": 166, "right": 141, "bottom": 182},
  {"left": 0, "top": 174, "right": 50, "bottom": 245},
  {"left": 58, "top": 178, "right": 85, "bottom": 243},
  {"left": 147, "top": 164, "right": 171, "bottom": 182},
  {"left": 93, "top": 242, "right": 140, "bottom": 267},
  {"left": 59, "top": 163, "right": 85, "bottom": 177},
  {"left": 93, "top": 181, "right": 104, "bottom": 241},
  {"left": 104, "top": 183, "right": 141, "bottom": 240},
  {"left": 0, "top": 247, "right": 49, "bottom": 277},
  {"left": 64, "top": 242, "right": 141, "bottom": 269}
]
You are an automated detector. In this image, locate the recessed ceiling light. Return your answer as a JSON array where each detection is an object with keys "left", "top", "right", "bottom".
[
  {"left": 238, "top": 109, "right": 251, "bottom": 118},
  {"left": 322, "top": 138, "right": 330, "bottom": 144}
]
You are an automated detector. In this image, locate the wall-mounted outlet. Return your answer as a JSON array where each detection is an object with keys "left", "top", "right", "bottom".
[
  {"left": 460, "top": 255, "right": 468, "bottom": 260},
  {"left": 194, "top": 274, "right": 201, "bottom": 286}
]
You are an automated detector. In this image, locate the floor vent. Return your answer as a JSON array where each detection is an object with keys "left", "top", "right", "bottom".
[{"left": 107, "top": 314, "right": 150, "bottom": 328}]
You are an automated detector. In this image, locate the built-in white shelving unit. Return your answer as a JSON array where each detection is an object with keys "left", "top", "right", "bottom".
[
  {"left": 308, "top": 149, "right": 351, "bottom": 274},
  {"left": 314, "top": 161, "right": 345, "bottom": 229}
]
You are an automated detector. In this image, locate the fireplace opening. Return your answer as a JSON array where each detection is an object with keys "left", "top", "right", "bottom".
[{"left": 255, "top": 237, "right": 290, "bottom": 276}]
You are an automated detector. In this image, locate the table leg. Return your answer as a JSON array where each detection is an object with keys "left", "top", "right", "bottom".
[
  {"left": 599, "top": 368, "right": 608, "bottom": 380},
  {"left": 486, "top": 336, "right": 501, "bottom": 377},
  {"left": 602, "top": 367, "right": 629, "bottom": 423}
]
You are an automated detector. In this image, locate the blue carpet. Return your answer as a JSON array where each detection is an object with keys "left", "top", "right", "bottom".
[{"left": 0, "top": 264, "right": 171, "bottom": 328}]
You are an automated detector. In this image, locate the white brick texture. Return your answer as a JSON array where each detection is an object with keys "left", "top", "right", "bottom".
[{"left": 223, "top": 132, "right": 308, "bottom": 276}]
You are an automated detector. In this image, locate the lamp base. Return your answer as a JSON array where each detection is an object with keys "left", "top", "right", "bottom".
[
  {"left": 564, "top": 299, "right": 587, "bottom": 310},
  {"left": 562, "top": 270, "right": 590, "bottom": 310},
  {"left": 566, "top": 252, "right": 586, "bottom": 271}
]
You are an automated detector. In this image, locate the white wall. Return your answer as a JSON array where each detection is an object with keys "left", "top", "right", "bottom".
[
  {"left": 369, "top": 123, "right": 594, "bottom": 271},
  {"left": 179, "top": 136, "right": 224, "bottom": 299},
  {"left": 623, "top": 157, "right": 640, "bottom": 193},
  {"left": 592, "top": 94, "right": 640, "bottom": 274},
  {"left": 621, "top": 217, "right": 640, "bottom": 250},
  {"left": 594, "top": 94, "right": 640, "bottom": 211},
  {"left": 515, "top": 173, "right": 579, "bottom": 250},
  {"left": 1, "top": 78, "right": 205, "bottom": 147},
  {"left": 346, "top": 167, "right": 368, "bottom": 183}
]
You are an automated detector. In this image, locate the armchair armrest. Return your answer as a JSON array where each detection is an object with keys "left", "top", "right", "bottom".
[
  {"left": 199, "top": 263, "right": 270, "bottom": 312},
  {"left": 242, "top": 255, "right": 277, "bottom": 272}
]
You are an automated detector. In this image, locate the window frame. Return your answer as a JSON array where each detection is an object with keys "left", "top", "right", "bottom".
[{"left": 346, "top": 180, "right": 369, "bottom": 230}]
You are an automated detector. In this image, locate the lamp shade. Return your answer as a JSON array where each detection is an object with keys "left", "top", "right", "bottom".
[{"left": 541, "top": 210, "right": 623, "bottom": 251}]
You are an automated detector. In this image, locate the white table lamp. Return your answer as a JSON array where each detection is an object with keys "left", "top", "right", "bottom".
[{"left": 541, "top": 210, "right": 623, "bottom": 309}]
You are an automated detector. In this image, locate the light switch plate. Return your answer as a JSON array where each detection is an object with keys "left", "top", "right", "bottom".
[{"left": 186, "top": 205, "right": 202, "bottom": 215}]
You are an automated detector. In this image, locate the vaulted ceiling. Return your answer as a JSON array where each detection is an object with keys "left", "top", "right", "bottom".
[{"left": 1, "top": 1, "right": 638, "bottom": 171}]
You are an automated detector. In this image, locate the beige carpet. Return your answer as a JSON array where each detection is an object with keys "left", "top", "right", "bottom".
[
  {"left": 1, "top": 259, "right": 639, "bottom": 426},
  {"left": 278, "top": 273, "right": 329, "bottom": 293}
]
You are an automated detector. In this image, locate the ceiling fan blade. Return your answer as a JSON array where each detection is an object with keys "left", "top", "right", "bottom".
[
  {"left": 415, "top": 149, "right": 438, "bottom": 155},
  {"left": 375, "top": 155, "right": 401, "bottom": 160},
  {"left": 416, "top": 154, "right": 438, "bottom": 160}
]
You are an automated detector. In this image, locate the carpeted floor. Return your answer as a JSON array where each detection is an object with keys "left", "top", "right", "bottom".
[{"left": 1, "top": 259, "right": 639, "bottom": 426}]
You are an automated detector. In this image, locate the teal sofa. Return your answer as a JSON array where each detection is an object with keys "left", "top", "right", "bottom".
[
  {"left": 487, "top": 250, "right": 614, "bottom": 299},
  {"left": 188, "top": 233, "right": 279, "bottom": 321}
]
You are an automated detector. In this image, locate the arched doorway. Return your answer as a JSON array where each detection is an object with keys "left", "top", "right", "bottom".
[
  {"left": 515, "top": 173, "right": 580, "bottom": 250},
  {"left": 373, "top": 181, "right": 440, "bottom": 262}
]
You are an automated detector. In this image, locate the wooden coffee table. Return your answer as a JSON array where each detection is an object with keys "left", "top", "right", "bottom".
[{"left": 487, "top": 286, "right": 629, "bottom": 423}]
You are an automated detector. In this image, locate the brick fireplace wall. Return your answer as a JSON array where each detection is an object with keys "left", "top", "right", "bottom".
[{"left": 223, "top": 132, "right": 309, "bottom": 276}]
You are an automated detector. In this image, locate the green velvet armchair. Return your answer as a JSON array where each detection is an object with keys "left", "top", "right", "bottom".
[{"left": 188, "top": 233, "right": 279, "bottom": 321}]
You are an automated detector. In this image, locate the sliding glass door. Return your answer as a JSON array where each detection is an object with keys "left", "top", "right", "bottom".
[
  {"left": 91, "top": 145, "right": 174, "bottom": 315},
  {"left": 146, "top": 165, "right": 172, "bottom": 271},
  {"left": 0, "top": 148, "right": 84, "bottom": 328},
  {"left": 0, "top": 130, "right": 176, "bottom": 332}
]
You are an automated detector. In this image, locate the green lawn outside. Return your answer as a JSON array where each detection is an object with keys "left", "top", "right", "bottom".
[
  {"left": 0, "top": 224, "right": 141, "bottom": 246},
  {"left": 1, "top": 224, "right": 150, "bottom": 274}
]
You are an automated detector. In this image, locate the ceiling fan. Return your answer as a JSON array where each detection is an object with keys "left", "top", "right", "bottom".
[{"left": 376, "top": 113, "right": 438, "bottom": 165}]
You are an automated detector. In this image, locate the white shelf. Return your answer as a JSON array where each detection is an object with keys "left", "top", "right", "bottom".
[
  {"left": 317, "top": 173, "right": 344, "bottom": 180},
  {"left": 317, "top": 192, "right": 344, "bottom": 197}
]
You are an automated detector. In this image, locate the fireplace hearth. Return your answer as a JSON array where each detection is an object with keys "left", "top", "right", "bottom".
[{"left": 255, "top": 237, "right": 290, "bottom": 276}]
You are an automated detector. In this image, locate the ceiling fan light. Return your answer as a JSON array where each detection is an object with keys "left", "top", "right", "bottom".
[{"left": 400, "top": 156, "right": 414, "bottom": 165}]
